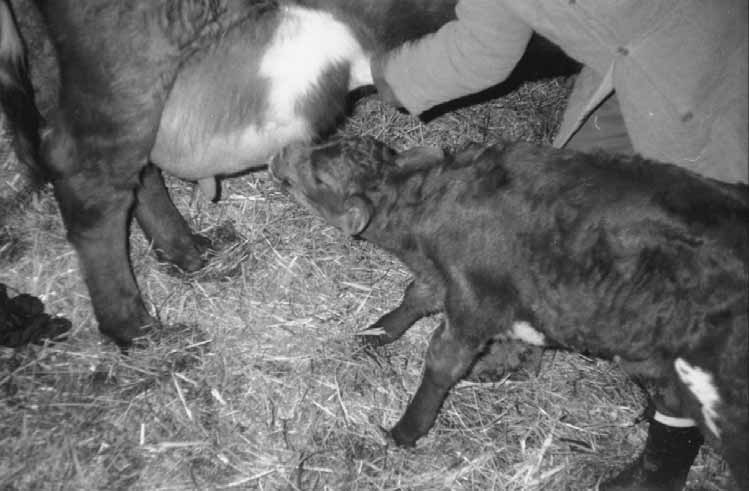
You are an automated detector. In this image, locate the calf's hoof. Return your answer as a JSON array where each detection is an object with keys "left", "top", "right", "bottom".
[
  {"left": 388, "top": 424, "right": 418, "bottom": 448},
  {"left": 600, "top": 421, "right": 703, "bottom": 491},
  {"left": 357, "top": 325, "right": 397, "bottom": 348}
]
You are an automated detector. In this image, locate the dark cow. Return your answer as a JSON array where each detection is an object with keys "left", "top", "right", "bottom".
[
  {"left": 0, "top": 0, "right": 456, "bottom": 346},
  {"left": 270, "top": 136, "right": 748, "bottom": 490}
]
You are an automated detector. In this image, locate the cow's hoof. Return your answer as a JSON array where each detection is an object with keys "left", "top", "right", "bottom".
[
  {"left": 156, "top": 233, "right": 213, "bottom": 273},
  {"left": 100, "top": 316, "right": 158, "bottom": 350}
]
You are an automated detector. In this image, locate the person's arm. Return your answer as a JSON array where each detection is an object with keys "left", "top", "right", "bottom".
[{"left": 373, "top": 0, "right": 533, "bottom": 115}]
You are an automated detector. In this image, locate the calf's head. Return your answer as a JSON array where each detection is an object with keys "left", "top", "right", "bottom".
[{"left": 271, "top": 136, "right": 444, "bottom": 235}]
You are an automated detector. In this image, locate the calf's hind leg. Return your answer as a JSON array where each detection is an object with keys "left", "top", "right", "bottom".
[
  {"left": 134, "top": 164, "right": 211, "bottom": 272},
  {"left": 389, "top": 318, "right": 485, "bottom": 446},
  {"left": 389, "top": 278, "right": 514, "bottom": 446}
]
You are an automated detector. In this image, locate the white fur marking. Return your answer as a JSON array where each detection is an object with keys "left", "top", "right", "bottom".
[
  {"left": 653, "top": 410, "right": 697, "bottom": 428},
  {"left": 674, "top": 358, "right": 721, "bottom": 437},
  {"left": 510, "top": 321, "right": 546, "bottom": 346},
  {"left": 260, "top": 6, "right": 371, "bottom": 122},
  {"left": 349, "top": 54, "right": 373, "bottom": 89}
]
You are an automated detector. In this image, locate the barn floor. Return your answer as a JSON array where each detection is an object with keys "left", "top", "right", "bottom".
[{"left": 0, "top": 69, "right": 734, "bottom": 490}]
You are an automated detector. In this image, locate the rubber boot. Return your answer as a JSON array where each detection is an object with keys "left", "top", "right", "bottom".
[{"left": 601, "top": 418, "right": 704, "bottom": 491}]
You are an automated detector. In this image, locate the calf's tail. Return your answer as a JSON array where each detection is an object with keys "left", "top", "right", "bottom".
[{"left": 1, "top": 0, "right": 45, "bottom": 182}]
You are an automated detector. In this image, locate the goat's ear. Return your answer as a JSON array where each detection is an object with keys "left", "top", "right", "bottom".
[
  {"left": 395, "top": 146, "right": 444, "bottom": 171},
  {"left": 339, "top": 195, "right": 372, "bottom": 236}
]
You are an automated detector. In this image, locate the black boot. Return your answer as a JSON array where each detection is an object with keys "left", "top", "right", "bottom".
[{"left": 601, "top": 418, "right": 704, "bottom": 491}]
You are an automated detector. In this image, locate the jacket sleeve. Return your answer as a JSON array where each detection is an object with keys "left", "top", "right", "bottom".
[{"left": 382, "top": 0, "right": 533, "bottom": 115}]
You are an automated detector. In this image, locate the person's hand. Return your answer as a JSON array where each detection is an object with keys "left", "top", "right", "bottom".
[{"left": 370, "top": 53, "right": 403, "bottom": 108}]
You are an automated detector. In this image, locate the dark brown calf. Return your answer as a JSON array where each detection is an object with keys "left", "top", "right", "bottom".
[{"left": 271, "top": 136, "right": 748, "bottom": 490}]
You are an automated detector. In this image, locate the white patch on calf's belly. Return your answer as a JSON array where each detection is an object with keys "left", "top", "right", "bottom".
[
  {"left": 674, "top": 358, "right": 721, "bottom": 437},
  {"left": 509, "top": 321, "right": 546, "bottom": 346}
]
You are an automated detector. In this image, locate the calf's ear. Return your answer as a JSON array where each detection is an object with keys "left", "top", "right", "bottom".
[
  {"left": 339, "top": 195, "right": 373, "bottom": 236},
  {"left": 395, "top": 146, "right": 444, "bottom": 171}
]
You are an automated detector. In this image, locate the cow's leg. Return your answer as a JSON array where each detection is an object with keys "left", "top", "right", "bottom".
[
  {"left": 35, "top": 2, "right": 205, "bottom": 345},
  {"left": 46, "top": 113, "right": 172, "bottom": 347},
  {"left": 134, "top": 164, "right": 210, "bottom": 272},
  {"left": 52, "top": 165, "right": 153, "bottom": 346},
  {"left": 360, "top": 278, "right": 443, "bottom": 346}
]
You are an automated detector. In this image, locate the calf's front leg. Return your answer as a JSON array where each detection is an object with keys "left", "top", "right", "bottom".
[{"left": 360, "top": 278, "right": 443, "bottom": 347}]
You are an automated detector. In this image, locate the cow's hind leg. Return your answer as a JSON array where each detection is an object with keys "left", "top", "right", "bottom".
[
  {"left": 134, "top": 164, "right": 211, "bottom": 272},
  {"left": 37, "top": 2, "right": 197, "bottom": 346},
  {"left": 51, "top": 148, "right": 154, "bottom": 346}
]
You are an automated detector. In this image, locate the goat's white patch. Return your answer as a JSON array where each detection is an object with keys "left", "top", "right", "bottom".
[
  {"left": 510, "top": 321, "right": 546, "bottom": 346},
  {"left": 0, "top": 2, "right": 24, "bottom": 62},
  {"left": 260, "top": 6, "right": 371, "bottom": 119},
  {"left": 674, "top": 358, "right": 721, "bottom": 437}
]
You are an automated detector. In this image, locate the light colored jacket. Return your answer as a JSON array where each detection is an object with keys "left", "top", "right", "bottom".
[{"left": 383, "top": 0, "right": 748, "bottom": 183}]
